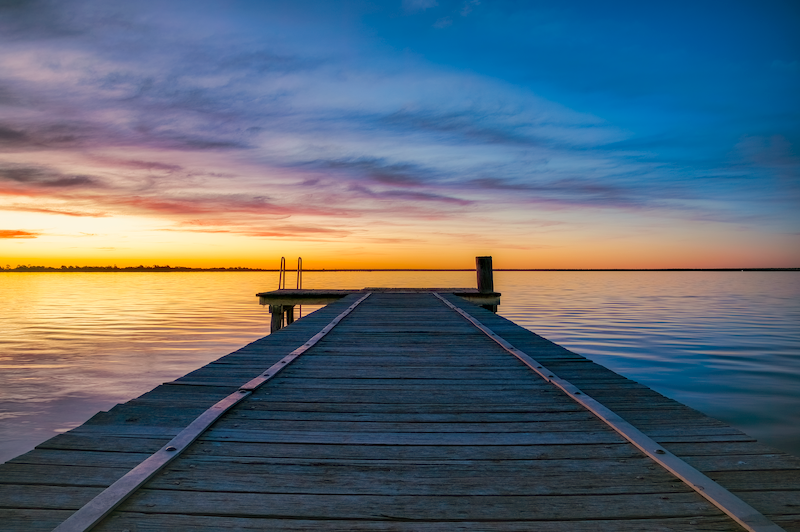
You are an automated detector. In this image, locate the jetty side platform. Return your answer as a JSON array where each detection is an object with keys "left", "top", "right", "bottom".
[{"left": 0, "top": 292, "right": 798, "bottom": 531}]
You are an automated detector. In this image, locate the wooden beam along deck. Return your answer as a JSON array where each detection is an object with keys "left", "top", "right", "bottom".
[{"left": 1, "top": 293, "right": 799, "bottom": 531}]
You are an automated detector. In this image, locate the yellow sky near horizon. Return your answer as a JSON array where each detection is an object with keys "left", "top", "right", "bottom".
[{"left": 3, "top": 204, "right": 798, "bottom": 270}]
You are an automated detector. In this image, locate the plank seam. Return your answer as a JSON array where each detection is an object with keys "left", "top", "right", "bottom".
[
  {"left": 432, "top": 292, "right": 785, "bottom": 532},
  {"left": 50, "top": 292, "right": 372, "bottom": 532}
]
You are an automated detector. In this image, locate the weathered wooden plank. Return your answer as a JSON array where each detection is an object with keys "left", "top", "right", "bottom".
[
  {"left": 166, "top": 454, "right": 653, "bottom": 469},
  {"left": 240, "top": 401, "right": 587, "bottom": 414},
  {"left": 135, "top": 458, "right": 688, "bottom": 496},
  {"left": 88, "top": 513, "right": 746, "bottom": 532},
  {"left": 6, "top": 449, "right": 153, "bottom": 468},
  {"left": 774, "top": 515, "right": 800, "bottom": 532},
  {"left": 198, "top": 429, "right": 623, "bottom": 445},
  {"left": 277, "top": 369, "right": 544, "bottom": 379},
  {"left": 651, "top": 434, "right": 756, "bottom": 444},
  {"left": 34, "top": 434, "right": 170, "bottom": 453},
  {"left": 203, "top": 419, "right": 738, "bottom": 436},
  {"left": 172, "top": 379, "right": 556, "bottom": 390},
  {"left": 245, "top": 389, "right": 571, "bottom": 403},
  {"left": 666, "top": 441, "right": 797, "bottom": 457},
  {"left": 183, "top": 441, "right": 642, "bottom": 461},
  {"left": 226, "top": 410, "right": 597, "bottom": 422},
  {"left": 91, "top": 407, "right": 596, "bottom": 424},
  {"left": 0, "top": 509, "right": 74, "bottom": 532},
  {"left": 142, "top": 472, "right": 689, "bottom": 497},
  {"left": 637, "top": 426, "right": 748, "bottom": 437},
  {"left": 116, "top": 490, "right": 726, "bottom": 521},
  {"left": 686, "top": 454, "right": 800, "bottom": 472},
  {"left": 0, "top": 464, "right": 131, "bottom": 487},
  {"left": 708, "top": 469, "right": 800, "bottom": 490},
  {"left": 0, "top": 485, "right": 104, "bottom": 510},
  {"left": 64, "top": 419, "right": 638, "bottom": 437}
]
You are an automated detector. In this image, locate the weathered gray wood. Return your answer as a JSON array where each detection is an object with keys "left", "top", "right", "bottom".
[
  {"left": 6, "top": 449, "right": 154, "bottom": 468},
  {"left": 256, "top": 287, "right": 501, "bottom": 307},
  {"left": 0, "top": 510, "right": 74, "bottom": 532},
  {"left": 140, "top": 471, "right": 687, "bottom": 497},
  {"left": 183, "top": 441, "right": 646, "bottom": 461},
  {"left": 0, "top": 510, "right": 745, "bottom": 532},
  {"left": 0, "top": 464, "right": 132, "bottom": 487},
  {"left": 34, "top": 434, "right": 170, "bottom": 453},
  {"left": 197, "top": 429, "right": 624, "bottom": 445},
  {"left": 0, "top": 485, "right": 104, "bottom": 509},
  {"left": 244, "top": 389, "right": 572, "bottom": 403},
  {"left": 241, "top": 400, "right": 587, "bottom": 413},
  {"left": 15, "top": 446, "right": 798, "bottom": 474},
  {"left": 205, "top": 419, "right": 620, "bottom": 433},
  {"left": 132, "top": 457, "right": 690, "bottom": 495},
  {"left": 222, "top": 410, "right": 597, "bottom": 423},
  {"left": 94, "top": 514, "right": 751, "bottom": 532},
  {"left": 116, "top": 490, "right": 725, "bottom": 521},
  {"left": 686, "top": 454, "right": 800, "bottom": 472},
  {"left": 708, "top": 469, "right": 800, "bottom": 490}
]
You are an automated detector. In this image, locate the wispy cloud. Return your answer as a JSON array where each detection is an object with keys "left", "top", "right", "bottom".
[
  {"left": 460, "top": 1, "right": 480, "bottom": 17},
  {"left": 0, "top": 229, "right": 39, "bottom": 239},
  {"left": 163, "top": 223, "right": 351, "bottom": 240},
  {"left": 351, "top": 184, "right": 472, "bottom": 206},
  {"left": 1, "top": 165, "right": 103, "bottom": 189},
  {"left": 2, "top": 204, "right": 109, "bottom": 217}
]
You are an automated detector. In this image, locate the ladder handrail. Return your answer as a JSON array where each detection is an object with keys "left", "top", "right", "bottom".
[
  {"left": 297, "top": 257, "right": 303, "bottom": 318},
  {"left": 297, "top": 257, "right": 303, "bottom": 289},
  {"left": 278, "top": 257, "right": 286, "bottom": 290}
]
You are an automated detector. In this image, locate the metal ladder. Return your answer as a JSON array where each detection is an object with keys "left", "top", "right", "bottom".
[{"left": 275, "top": 257, "right": 302, "bottom": 329}]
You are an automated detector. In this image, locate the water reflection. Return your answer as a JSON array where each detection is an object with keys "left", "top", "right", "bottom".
[{"left": 0, "top": 270, "right": 798, "bottom": 463}]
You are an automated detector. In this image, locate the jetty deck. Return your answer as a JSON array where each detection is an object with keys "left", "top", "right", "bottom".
[{"left": 1, "top": 292, "right": 799, "bottom": 531}]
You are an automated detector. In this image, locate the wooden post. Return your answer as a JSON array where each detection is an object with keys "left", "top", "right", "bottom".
[
  {"left": 476, "top": 256, "right": 493, "bottom": 293},
  {"left": 270, "top": 305, "right": 283, "bottom": 333},
  {"left": 476, "top": 256, "right": 497, "bottom": 312},
  {"left": 285, "top": 305, "right": 295, "bottom": 325}
]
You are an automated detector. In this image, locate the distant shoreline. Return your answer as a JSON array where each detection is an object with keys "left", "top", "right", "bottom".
[{"left": 2, "top": 266, "right": 798, "bottom": 272}]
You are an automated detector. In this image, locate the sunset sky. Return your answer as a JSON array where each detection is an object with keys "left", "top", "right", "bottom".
[{"left": 1, "top": 0, "right": 798, "bottom": 269}]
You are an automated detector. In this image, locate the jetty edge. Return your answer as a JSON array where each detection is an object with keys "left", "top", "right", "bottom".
[{"left": 0, "top": 260, "right": 797, "bottom": 530}]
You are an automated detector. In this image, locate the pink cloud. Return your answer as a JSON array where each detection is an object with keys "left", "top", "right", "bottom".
[{"left": 2, "top": 204, "right": 109, "bottom": 217}]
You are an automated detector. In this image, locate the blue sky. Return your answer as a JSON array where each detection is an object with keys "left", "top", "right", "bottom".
[{"left": 0, "top": 0, "right": 798, "bottom": 267}]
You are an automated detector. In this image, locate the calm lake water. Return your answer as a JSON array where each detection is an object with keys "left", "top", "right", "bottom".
[{"left": 1, "top": 271, "right": 798, "bottom": 463}]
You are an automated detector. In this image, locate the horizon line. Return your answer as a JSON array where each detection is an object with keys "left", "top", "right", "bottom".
[{"left": 2, "top": 266, "right": 799, "bottom": 272}]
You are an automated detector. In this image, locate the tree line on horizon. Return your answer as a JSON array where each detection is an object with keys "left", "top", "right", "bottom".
[
  {"left": 1, "top": 265, "right": 268, "bottom": 272},
  {"left": 2, "top": 265, "right": 796, "bottom": 273}
]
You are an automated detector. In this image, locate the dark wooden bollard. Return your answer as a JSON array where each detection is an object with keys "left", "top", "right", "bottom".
[
  {"left": 476, "top": 256, "right": 493, "bottom": 293},
  {"left": 476, "top": 256, "right": 497, "bottom": 312},
  {"left": 285, "top": 305, "right": 295, "bottom": 325}
]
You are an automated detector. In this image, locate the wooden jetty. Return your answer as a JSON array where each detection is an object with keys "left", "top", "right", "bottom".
[{"left": 1, "top": 263, "right": 799, "bottom": 530}]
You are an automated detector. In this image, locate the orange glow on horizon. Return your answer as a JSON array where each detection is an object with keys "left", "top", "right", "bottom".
[{"left": 3, "top": 225, "right": 798, "bottom": 271}]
